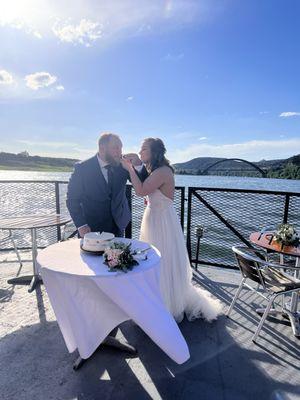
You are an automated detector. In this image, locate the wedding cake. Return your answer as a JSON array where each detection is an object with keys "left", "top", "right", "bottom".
[{"left": 82, "top": 232, "right": 115, "bottom": 252}]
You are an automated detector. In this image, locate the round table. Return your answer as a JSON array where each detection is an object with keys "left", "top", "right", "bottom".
[
  {"left": 250, "top": 231, "right": 300, "bottom": 258},
  {"left": 37, "top": 238, "right": 190, "bottom": 366},
  {"left": 0, "top": 214, "right": 71, "bottom": 292},
  {"left": 250, "top": 231, "right": 300, "bottom": 336}
]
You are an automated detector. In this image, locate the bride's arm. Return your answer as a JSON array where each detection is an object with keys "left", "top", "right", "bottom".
[{"left": 121, "top": 160, "right": 165, "bottom": 196}]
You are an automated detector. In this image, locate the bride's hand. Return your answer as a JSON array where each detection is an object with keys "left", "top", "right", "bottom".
[
  {"left": 120, "top": 157, "right": 134, "bottom": 171},
  {"left": 123, "top": 153, "right": 142, "bottom": 166}
]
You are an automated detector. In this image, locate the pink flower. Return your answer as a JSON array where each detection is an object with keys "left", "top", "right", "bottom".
[
  {"left": 108, "top": 258, "right": 119, "bottom": 268},
  {"left": 105, "top": 248, "right": 123, "bottom": 268}
]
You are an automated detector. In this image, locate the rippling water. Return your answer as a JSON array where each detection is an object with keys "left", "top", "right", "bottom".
[{"left": 0, "top": 170, "right": 299, "bottom": 192}]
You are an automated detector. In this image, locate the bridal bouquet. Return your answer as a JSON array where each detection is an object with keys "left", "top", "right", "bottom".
[
  {"left": 103, "top": 242, "right": 139, "bottom": 273},
  {"left": 273, "top": 223, "right": 299, "bottom": 247}
]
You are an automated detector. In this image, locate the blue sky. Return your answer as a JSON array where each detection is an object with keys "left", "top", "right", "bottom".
[{"left": 0, "top": 0, "right": 299, "bottom": 163}]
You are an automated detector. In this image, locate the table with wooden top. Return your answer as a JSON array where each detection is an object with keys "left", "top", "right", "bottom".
[
  {"left": 250, "top": 231, "right": 300, "bottom": 336},
  {"left": 0, "top": 214, "right": 71, "bottom": 292}
]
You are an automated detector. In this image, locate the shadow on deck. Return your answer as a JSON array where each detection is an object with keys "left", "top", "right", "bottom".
[{"left": 0, "top": 252, "right": 299, "bottom": 400}]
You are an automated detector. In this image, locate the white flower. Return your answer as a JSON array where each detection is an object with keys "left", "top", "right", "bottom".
[
  {"left": 275, "top": 223, "right": 299, "bottom": 245},
  {"left": 104, "top": 247, "right": 123, "bottom": 268}
]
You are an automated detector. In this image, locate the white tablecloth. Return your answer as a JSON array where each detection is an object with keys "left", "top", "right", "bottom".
[{"left": 37, "top": 238, "right": 190, "bottom": 364}]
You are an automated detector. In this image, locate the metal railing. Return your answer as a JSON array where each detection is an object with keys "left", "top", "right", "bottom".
[
  {"left": 186, "top": 187, "right": 300, "bottom": 269},
  {"left": 0, "top": 180, "right": 69, "bottom": 249},
  {"left": 0, "top": 180, "right": 185, "bottom": 249},
  {"left": 1, "top": 180, "right": 299, "bottom": 270}
]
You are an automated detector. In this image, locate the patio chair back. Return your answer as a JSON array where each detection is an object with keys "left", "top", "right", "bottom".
[{"left": 233, "top": 247, "right": 264, "bottom": 285}]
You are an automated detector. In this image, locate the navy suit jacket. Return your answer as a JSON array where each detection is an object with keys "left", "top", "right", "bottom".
[{"left": 66, "top": 155, "right": 146, "bottom": 234}]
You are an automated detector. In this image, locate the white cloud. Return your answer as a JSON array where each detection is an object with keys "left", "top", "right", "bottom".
[
  {"left": 0, "top": 1, "right": 213, "bottom": 46},
  {"left": 28, "top": 145, "right": 95, "bottom": 159},
  {"left": 0, "top": 18, "right": 42, "bottom": 39},
  {"left": 25, "top": 72, "right": 57, "bottom": 90},
  {"left": 126, "top": 96, "right": 134, "bottom": 101},
  {"left": 174, "top": 132, "right": 207, "bottom": 140},
  {"left": 171, "top": 138, "right": 300, "bottom": 163},
  {"left": 0, "top": 70, "right": 14, "bottom": 85},
  {"left": 279, "top": 112, "right": 300, "bottom": 118},
  {"left": 6, "top": 20, "right": 42, "bottom": 38},
  {"left": 16, "top": 139, "right": 78, "bottom": 148},
  {"left": 163, "top": 52, "right": 184, "bottom": 61},
  {"left": 52, "top": 18, "right": 103, "bottom": 46},
  {"left": 11, "top": 137, "right": 298, "bottom": 164},
  {"left": 0, "top": 70, "right": 64, "bottom": 100}
]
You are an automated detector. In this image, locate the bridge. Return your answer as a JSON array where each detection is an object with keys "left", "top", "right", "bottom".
[{"left": 201, "top": 158, "right": 267, "bottom": 177}]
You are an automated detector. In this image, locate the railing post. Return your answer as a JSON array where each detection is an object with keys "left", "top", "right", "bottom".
[
  {"left": 186, "top": 187, "right": 192, "bottom": 262},
  {"left": 283, "top": 194, "right": 290, "bottom": 223},
  {"left": 55, "top": 182, "right": 61, "bottom": 241},
  {"left": 180, "top": 186, "right": 185, "bottom": 230},
  {"left": 125, "top": 185, "right": 132, "bottom": 238}
]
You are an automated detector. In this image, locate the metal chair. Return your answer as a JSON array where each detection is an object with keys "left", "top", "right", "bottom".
[{"left": 227, "top": 245, "right": 300, "bottom": 342}]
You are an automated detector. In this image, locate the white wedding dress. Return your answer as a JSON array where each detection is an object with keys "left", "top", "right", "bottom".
[{"left": 140, "top": 189, "right": 223, "bottom": 323}]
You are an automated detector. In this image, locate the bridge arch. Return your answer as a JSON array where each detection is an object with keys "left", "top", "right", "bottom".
[{"left": 202, "top": 158, "right": 266, "bottom": 177}]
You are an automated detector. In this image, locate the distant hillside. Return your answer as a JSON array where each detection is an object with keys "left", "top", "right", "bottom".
[
  {"left": 174, "top": 154, "right": 300, "bottom": 180},
  {"left": 0, "top": 151, "right": 79, "bottom": 172},
  {"left": 1, "top": 151, "right": 299, "bottom": 179}
]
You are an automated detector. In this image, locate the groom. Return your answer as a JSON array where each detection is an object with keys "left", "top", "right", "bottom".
[{"left": 66, "top": 132, "right": 145, "bottom": 237}]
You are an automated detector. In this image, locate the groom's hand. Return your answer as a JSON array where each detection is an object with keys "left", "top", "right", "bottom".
[
  {"left": 123, "top": 153, "right": 142, "bottom": 166},
  {"left": 78, "top": 225, "right": 91, "bottom": 238}
]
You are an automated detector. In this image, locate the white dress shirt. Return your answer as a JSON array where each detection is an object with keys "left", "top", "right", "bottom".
[{"left": 97, "top": 153, "right": 110, "bottom": 183}]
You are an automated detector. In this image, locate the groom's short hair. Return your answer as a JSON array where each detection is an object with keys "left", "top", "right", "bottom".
[{"left": 98, "top": 132, "right": 121, "bottom": 148}]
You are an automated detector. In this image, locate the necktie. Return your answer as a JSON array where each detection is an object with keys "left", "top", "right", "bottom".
[{"left": 104, "top": 165, "right": 113, "bottom": 194}]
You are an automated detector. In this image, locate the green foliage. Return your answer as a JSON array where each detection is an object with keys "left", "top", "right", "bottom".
[
  {"left": 267, "top": 163, "right": 300, "bottom": 180},
  {"left": 0, "top": 151, "right": 78, "bottom": 172}
]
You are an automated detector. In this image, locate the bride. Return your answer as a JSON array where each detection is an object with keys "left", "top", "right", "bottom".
[{"left": 121, "top": 138, "right": 222, "bottom": 323}]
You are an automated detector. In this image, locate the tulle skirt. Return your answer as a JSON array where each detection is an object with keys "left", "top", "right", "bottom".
[{"left": 140, "top": 202, "right": 223, "bottom": 323}]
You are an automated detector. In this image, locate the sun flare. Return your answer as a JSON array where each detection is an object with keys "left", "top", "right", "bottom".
[{"left": 0, "top": 0, "right": 51, "bottom": 32}]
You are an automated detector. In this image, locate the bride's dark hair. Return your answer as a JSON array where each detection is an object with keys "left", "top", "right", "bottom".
[{"left": 143, "top": 138, "right": 174, "bottom": 173}]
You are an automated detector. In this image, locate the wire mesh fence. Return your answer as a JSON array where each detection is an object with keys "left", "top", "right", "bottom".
[
  {"left": 0, "top": 181, "right": 185, "bottom": 249},
  {"left": 0, "top": 181, "right": 64, "bottom": 248},
  {"left": 1, "top": 180, "right": 299, "bottom": 271},
  {"left": 187, "top": 187, "right": 300, "bottom": 269}
]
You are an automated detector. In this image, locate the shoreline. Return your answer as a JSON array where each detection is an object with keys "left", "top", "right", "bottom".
[
  {"left": 0, "top": 165, "right": 73, "bottom": 172},
  {"left": 0, "top": 166, "right": 299, "bottom": 180}
]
